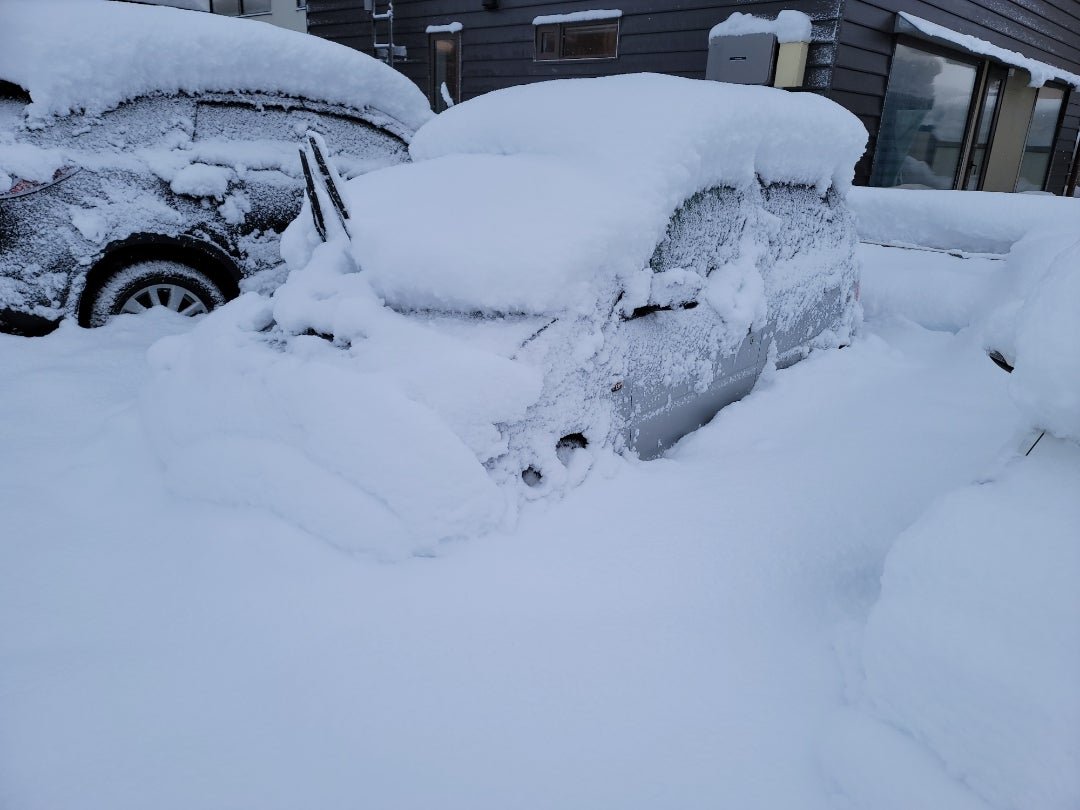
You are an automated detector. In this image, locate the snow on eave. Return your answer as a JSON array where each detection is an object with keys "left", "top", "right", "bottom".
[
  {"left": 0, "top": 0, "right": 433, "bottom": 131},
  {"left": 533, "top": 9, "right": 622, "bottom": 26},
  {"left": 426, "top": 22, "right": 463, "bottom": 34},
  {"left": 898, "top": 12, "right": 1080, "bottom": 88},
  {"left": 709, "top": 10, "right": 812, "bottom": 44}
]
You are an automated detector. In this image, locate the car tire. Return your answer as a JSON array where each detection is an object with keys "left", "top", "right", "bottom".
[{"left": 87, "top": 259, "right": 228, "bottom": 327}]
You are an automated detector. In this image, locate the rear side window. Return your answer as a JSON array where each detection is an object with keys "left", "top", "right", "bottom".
[{"left": 194, "top": 99, "right": 407, "bottom": 178}]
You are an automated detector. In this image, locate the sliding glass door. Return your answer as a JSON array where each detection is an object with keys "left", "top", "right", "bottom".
[{"left": 871, "top": 43, "right": 979, "bottom": 189}]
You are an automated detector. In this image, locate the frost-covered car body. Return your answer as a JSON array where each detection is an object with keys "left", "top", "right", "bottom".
[
  {"left": 0, "top": 0, "right": 431, "bottom": 335},
  {"left": 280, "top": 75, "right": 868, "bottom": 476}
]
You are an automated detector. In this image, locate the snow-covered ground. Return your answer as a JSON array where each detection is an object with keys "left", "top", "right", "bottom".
[{"left": 2, "top": 221, "right": 1076, "bottom": 808}]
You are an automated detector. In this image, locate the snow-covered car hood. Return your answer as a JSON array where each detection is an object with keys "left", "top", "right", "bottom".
[
  {"left": 312, "top": 74, "right": 867, "bottom": 316},
  {"left": 0, "top": 0, "right": 433, "bottom": 132}
]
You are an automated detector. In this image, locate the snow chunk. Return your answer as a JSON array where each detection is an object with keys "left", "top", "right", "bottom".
[
  {"left": 863, "top": 439, "right": 1080, "bottom": 810},
  {"left": 426, "top": 22, "right": 463, "bottom": 34},
  {"left": 533, "top": 9, "right": 622, "bottom": 25},
  {"left": 709, "top": 11, "right": 812, "bottom": 44},
  {"left": 899, "top": 13, "right": 1080, "bottom": 88},
  {"left": 169, "top": 163, "right": 232, "bottom": 199},
  {"left": 1009, "top": 240, "right": 1080, "bottom": 441},
  {"left": 0, "top": 0, "right": 433, "bottom": 130}
]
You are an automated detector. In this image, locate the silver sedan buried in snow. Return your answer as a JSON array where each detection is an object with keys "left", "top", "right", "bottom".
[{"left": 286, "top": 75, "right": 866, "bottom": 485}]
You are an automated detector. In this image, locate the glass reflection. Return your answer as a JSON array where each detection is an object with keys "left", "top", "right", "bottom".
[
  {"left": 1016, "top": 86, "right": 1064, "bottom": 192},
  {"left": 871, "top": 43, "right": 978, "bottom": 189}
]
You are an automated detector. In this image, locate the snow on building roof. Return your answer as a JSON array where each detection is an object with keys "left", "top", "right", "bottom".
[
  {"left": 0, "top": 0, "right": 434, "bottom": 130},
  {"left": 709, "top": 11, "right": 812, "bottom": 44},
  {"left": 899, "top": 12, "right": 1080, "bottom": 88},
  {"left": 331, "top": 74, "right": 866, "bottom": 316}
]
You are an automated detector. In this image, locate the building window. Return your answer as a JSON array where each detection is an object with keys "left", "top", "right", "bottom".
[
  {"left": 535, "top": 20, "right": 619, "bottom": 61},
  {"left": 429, "top": 32, "right": 461, "bottom": 113},
  {"left": 1016, "top": 85, "right": 1065, "bottom": 192},
  {"left": 871, "top": 42, "right": 980, "bottom": 189},
  {"left": 210, "top": 0, "right": 272, "bottom": 15}
]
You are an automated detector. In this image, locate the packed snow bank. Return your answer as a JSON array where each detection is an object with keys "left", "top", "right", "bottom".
[
  {"left": 861, "top": 438, "right": 1080, "bottom": 810},
  {"left": 857, "top": 244, "right": 1008, "bottom": 332},
  {"left": 709, "top": 11, "right": 812, "bottom": 43},
  {"left": 0, "top": 0, "right": 432, "bottom": 130},
  {"left": 1008, "top": 239, "right": 1080, "bottom": 441},
  {"left": 325, "top": 74, "right": 865, "bottom": 315},
  {"left": 849, "top": 187, "right": 1080, "bottom": 253}
]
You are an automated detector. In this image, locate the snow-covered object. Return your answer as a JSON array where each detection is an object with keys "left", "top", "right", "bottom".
[
  {"left": 533, "top": 9, "right": 622, "bottom": 25},
  {"left": 142, "top": 292, "right": 517, "bottom": 559},
  {"left": 0, "top": 0, "right": 432, "bottom": 129},
  {"left": 849, "top": 187, "right": 1080, "bottom": 253},
  {"left": 344, "top": 74, "right": 865, "bottom": 315},
  {"left": 862, "top": 439, "right": 1080, "bottom": 810},
  {"left": 900, "top": 13, "right": 1080, "bottom": 88},
  {"left": 709, "top": 11, "right": 812, "bottom": 44},
  {"left": 1009, "top": 240, "right": 1080, "bottom": 441},
  {"left": 425, "top": 22, "right": 463, "bottom": 34}
]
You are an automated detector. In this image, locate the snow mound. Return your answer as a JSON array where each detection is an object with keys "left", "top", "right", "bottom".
[
  {"left": 338, "top": 74, "right": 865, "bottom": 316},
  {"left": 862, "top": 439, "right": 1080, "bottom": 810},
  {"left": 0, "top": 0, "right": 432, "bottom": 130},
  {"left": 709, "top": 11, "right": 812, "bottom": 44},
  {"left": 1009, "top": 239, "right": 1080, "bottom": 441},
  {"left": 849, "top": 187, "right": 1080, "bottom": 254},
  {"left": 141, "top": 284, "right": 528, "bottom": 558}
]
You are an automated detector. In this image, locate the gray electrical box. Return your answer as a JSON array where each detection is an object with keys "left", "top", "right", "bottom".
[{"left": 706, "top": 33, "right": 777, "bottom": 85}]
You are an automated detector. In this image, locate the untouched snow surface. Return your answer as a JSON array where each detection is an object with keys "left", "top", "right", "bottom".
[
  {"left": 0, "top": 0, "right": 432, "bottom": 130},
  {"left": 3, "top": 238, "right": 1077, "bottom": 808}
]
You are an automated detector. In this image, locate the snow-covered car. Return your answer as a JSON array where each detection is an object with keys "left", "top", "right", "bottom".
[
  {"left": 277, "top": 75, "right": 869, "bottom": 472},
  {"left": 0, "top": 0, "right": 431, "bottom": 336}
]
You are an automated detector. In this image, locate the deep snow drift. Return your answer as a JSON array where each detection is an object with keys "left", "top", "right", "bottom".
[{"left": 3, "top": 221, "right": 1077, "bottom": 809}]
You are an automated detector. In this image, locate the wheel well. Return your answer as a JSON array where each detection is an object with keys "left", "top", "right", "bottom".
[{"left": 78, "top": 236, "right": 241, "bottom": 327}]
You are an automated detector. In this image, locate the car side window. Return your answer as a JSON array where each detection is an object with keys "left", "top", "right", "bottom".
[
  {"left": 649, "top": 187, "right": 746, "bottom": 277},
  {"left": 27, "top": 96, "right": 196, "bottom": 152},
  {"left": 194, "top": 98, "right": 407, "bottom": 179}
]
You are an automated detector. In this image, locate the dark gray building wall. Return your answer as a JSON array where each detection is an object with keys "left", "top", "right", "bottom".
[
  {"left": 307, "top": 0, "right": 845, "bottom": 103},
  {"left": 835, "top": 0, "right": 1080, "bottom": 187},
  {"left": 309, "top": 0, "right": 1080, "bottom": 192}
]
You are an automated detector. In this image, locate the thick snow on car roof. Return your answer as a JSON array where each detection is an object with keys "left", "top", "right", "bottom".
[
  {"left": 333, "top": 74, "right": 867, "bottom": 315},
  {"left": 0, "top": 0, "right": 433, "bottom": 131}
]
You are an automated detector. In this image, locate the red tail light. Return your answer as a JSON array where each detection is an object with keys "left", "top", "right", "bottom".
[{"left": 0, "top": 166, "right": 80, "bottom": 199}]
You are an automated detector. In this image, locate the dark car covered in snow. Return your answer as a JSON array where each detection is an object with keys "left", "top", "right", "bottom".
[{"left": 0, "top": 0, "right": 431, "bottom": 336}]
